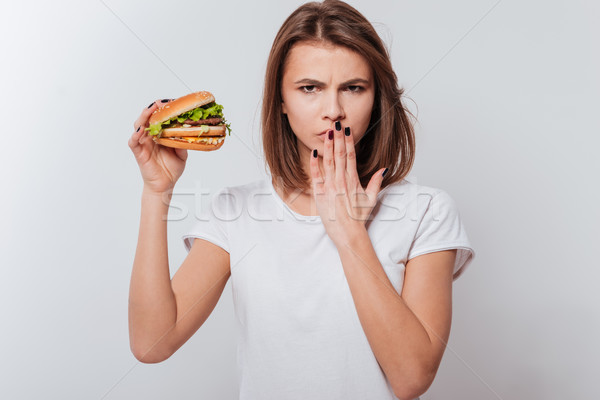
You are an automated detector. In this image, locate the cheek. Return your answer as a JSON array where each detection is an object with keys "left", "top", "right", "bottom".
[
  {"left": 286, "top": 96, "right": 320, "bottom": 123},
  {"left": 284, "top": 98, "right": 309, "bottom": 132},
  {"left": 350, "top": 97, "right": 374, "bottom": 125}
]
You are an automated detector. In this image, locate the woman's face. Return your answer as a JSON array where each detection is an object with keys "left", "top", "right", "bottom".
[{"left": 281, "top": 42, "right": 375, "bottom": 158}]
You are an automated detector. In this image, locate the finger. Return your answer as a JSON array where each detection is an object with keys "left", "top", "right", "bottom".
[
  {"left": 365, "top": 168, "right": 389, "bottom": 198},
  {"left": 323, "top": 129, "right": 335, "bottom": 186},
  {"left": 310, "top": 148, "right": 325, "bottom": 195},
  {"left": 174, "top": 147, "right": 188, "bottom": 162},
  {"left": 344, "top": 126, "right": 360, "bottom": 188},
  {"left": 131, "top": 98, "right": 174, "bottom": 153},
  {"left": 138, "top": 132, "right": 152, "bottom": 146},
  {"left": 133, "top": 98, "right": 172, "bottom": 132},
  {"left": 128, "top": 125, "right": 145, "bottom": 154},
  {"left": 334, "top": 122, "right": 346, "bottom": 190},
  {"left": 129, "top": 132, "right": 153, "bottom": 161},
  {"left": 129, "top": 125, "right": 143, "bottom": 144},
  {"left": 137, "top": 127, "right": 160, "bottom": 157},
  {"left": 134, "top": 100, "right": 158, "bottom": 131}
]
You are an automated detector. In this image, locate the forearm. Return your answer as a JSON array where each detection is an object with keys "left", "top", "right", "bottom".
[
  {"left": 128, "top": 187, "right": 177, "bottom": 362},
  {"left": 336, "top": 227, "right": 434, "bottom": 397}
]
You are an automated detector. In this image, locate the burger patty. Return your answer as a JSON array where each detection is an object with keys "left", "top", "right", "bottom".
[{"left": 180, "top": 117, "right": 223, "bottom": 126}]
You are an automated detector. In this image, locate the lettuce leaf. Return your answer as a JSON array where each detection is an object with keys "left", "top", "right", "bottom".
[
  {"left": 145, "top": 102, "right": 226, "bottom": 136},
  {"left": 145, "top": 123, "right": 163, "bottom": 136},
  {"left": 180, "top": 103, "right": 224, "bottom": 122},
  {"left": 223, "top": 120, "right": 232, "bottom": 135}
]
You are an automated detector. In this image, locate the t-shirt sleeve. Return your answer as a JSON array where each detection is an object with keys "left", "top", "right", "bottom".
[
  {"left": 182, "top": 187, "right": 231, "bottom": 254},
  {"left": 407, "top": 190, "right": 475, "bottom": 280}
]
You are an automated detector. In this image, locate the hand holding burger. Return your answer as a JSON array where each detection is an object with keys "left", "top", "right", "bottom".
[
  {"left": 128, "top": 91, "right": 230, "bottom": 194},
  {"left": 146, "top": 91, "right": 230, "bottom": 151}
]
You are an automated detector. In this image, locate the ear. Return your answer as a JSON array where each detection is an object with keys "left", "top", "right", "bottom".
[{"left": 282, "top": 101, "right": 287, "bottom": 114}]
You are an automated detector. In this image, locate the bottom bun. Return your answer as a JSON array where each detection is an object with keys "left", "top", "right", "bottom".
[{"left": 154, "top": 137, "right": 225, "bottom": 151}]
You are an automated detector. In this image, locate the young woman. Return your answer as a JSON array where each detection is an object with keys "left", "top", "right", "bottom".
[{"left": 128, "top": 1, "right": 475, "bottom": 399}]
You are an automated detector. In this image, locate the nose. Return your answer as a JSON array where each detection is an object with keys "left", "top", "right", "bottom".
[{"left": 321, "top": 91, "right": 345, "bottom": 123}]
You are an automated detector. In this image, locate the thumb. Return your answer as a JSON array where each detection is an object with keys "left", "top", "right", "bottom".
[
  {"left": 174, "top": 147, "right": 188, "bottom": 162},
  {"left": 365, "top": 168, "right": 388, "bottom": 198}
]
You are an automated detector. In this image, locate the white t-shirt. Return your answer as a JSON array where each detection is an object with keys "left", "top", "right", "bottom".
[{"left": 182, "top": 176, "right": 475, "bottom": 400}]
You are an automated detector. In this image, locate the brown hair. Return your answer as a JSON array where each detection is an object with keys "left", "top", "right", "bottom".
[{"left": 262, "top": 0, "right": 416, "bottom": 197}]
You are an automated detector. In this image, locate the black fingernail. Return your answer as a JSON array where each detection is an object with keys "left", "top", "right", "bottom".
[
  {"left": 313, "top": 149, "right": 317, "bottom": 158},
  {"left": 161, "top": 99, "right": 169, "bottom": 103},
  {"left": 328, "top": 130, "right": 333, "bottom": 140},
  {"left": 335, "top": 121, "right": 341, "bottom": 131},
  {"left": 147, "top": 102, "right": 154, "bottom": 109},
  {"left": 136, "top": 126, "right": 140, "bottom": 132},
  {"left": 344, "top": 127, "right": 350, "bottom": 136},
  {"left": 382, "top": 168, "right": 389, "bottom": 178}
]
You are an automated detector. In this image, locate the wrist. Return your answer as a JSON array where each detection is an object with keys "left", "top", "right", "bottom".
[
  {"left": 333, "top": 222, "right": 369, "bottom": 249},
  {"left": 142, "top": 185, "right": 173, "bottom": 204}
]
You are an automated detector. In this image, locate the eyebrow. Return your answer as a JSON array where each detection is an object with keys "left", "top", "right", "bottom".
[{"left": 293, "top": 78, "right": 370, "bottom": 86}]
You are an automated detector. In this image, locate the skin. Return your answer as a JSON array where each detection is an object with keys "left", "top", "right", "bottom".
[
  {"left": 128, "top": 99, "right": 187, "bottom": 194},
  {"left": 279, "top": 42, "right": 384, "bottom": 218},
  {"left": 127, "top": 44, "right": 456, "bottom": 398},
  {"left": 278, "top": 42, "right": 383, "bottom": 227},
  {"left": 281, "top": 42, "right": 455, "bottom": 399}
]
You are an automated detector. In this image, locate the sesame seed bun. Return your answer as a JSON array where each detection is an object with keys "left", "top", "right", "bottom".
[
  {"left": 153, "top": 136, "right": 225, "bottom": 151},
  {"left": 149, "top": 91, "right": 215, "bottom": 125}
]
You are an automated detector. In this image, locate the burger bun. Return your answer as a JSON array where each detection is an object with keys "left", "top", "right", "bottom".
[
  {"left": 153, "top": 137, "right": 225, "bottom": 151},
  {"left": 149, "top": 91, "right": 216, "bottom": 125}
]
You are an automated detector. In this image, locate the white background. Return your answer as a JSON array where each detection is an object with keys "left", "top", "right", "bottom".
[{"left": 1, "top": 0, "right": 598, "bottom": 399}]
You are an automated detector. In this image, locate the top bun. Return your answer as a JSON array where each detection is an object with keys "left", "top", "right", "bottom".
[{"left": 149, "top": 91, "right": 215, "bottom": 125}]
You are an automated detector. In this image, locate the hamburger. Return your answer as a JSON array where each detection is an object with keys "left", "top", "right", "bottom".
[{"left": 145, "top": 91, "right": 230, "bottom": 151}]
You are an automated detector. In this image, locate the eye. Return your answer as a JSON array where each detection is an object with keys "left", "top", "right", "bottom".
[
  {"left": 300, "top": 85, "right": 318, "bottom": 94},
  {"left": 346, "top": 85, "right": 364, "bottom": 93}
]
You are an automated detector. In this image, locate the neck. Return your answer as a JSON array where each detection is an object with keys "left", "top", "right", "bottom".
[{"left": 271, "top": 144, "right": 328, "bottom": 199}]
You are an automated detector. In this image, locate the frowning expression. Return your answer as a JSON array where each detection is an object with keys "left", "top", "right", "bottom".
[{"left": 281, "top": 42, "right": 375, "bottom": 157}]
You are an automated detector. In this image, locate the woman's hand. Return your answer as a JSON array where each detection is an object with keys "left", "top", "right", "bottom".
[
  {"left": 310, "top": 124, "right": 388, "bottom": 248},
  {"left": 128, "top": 99, "right": 188, "bottom": 194}
]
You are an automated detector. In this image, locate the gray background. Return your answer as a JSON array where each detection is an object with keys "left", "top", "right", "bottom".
[{"left": 1, "top": 0, "right": 598, "bottom": 399}]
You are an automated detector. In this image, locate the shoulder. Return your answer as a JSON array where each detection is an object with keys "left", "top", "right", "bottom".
[
  {"left": 212, "top": 178, "right": 267, "bottom": 201},
  {"left": 208, "top": 178, "right": 271, "bottom": 216},
  {"left": 377, "top": 177, "right": 457, "bottom": 215},
  {"left": 380, "top": 176, "right": 448, "bottom": 199}
]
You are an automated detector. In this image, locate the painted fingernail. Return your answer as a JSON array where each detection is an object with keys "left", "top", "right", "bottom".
[
  {"left": 147, "top": 102, "right": 154, "bottom": 109},
  {"left": 328, "top": 130, "right": 333, "bottom": 140},
  {"left": 382, "top": 168, "right": 389, "bottom": 177},
  {"left": 313, "top": 149, "right": 317, "bottom": 158},
  {"left": 161, "top": 99, "right": 170, "bottom": 103},
  {"left": 335, "top": 121, "right": 341, "bottom": 131},
  {"left": 136, "top": 126, "right": 140, "bottom": 132},
  {"left": 344, "top": 127, "right": 350, "bottom": 136}
]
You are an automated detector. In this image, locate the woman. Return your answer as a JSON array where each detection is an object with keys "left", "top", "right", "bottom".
[{"left": 128, "top": 1, "right": 475, "bottom": 399}]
